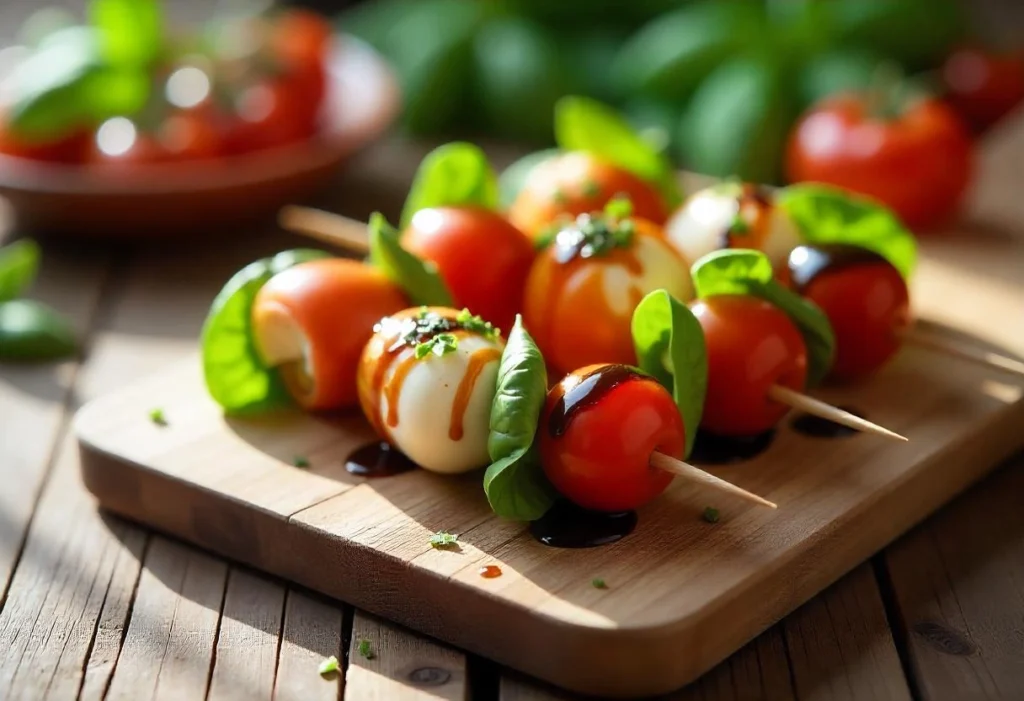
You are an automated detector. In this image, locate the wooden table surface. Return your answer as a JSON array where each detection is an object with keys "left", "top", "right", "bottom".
[{"left": 2, "top": 2, "right": 1024, "bottom": 700}]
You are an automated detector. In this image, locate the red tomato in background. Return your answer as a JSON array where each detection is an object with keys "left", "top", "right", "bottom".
[
  {"left": 402, "top": 207, "right": 534, "bottom": 332},
  {"left": 690, "top": 296, "right": 807, "bottom": 436},
  {"left": 509, "top": 151, "right": 668, "bottom": 238},
  {"left": 942, "top": 46, "right": 1024, "bottom": 133},
  {"left": 88, "top": 117, "right": 166, "bottom": 166},
  {"left": 539, "top": 364, "right": 684, "bottom": 512},
  {"left": 0, "top": 118, "right": 89, "bottom": 164},
  {"left": 224, "top": 78, "right": 318, "bottom": 154},
  {"left": 786, "top": 93, "right": 974, "bottom": 230},
  {"left": 158, "top": 109, "right": 224, "bottom": 161},
  {"left": 271, "top": 9, "right": 332, "bottom": 107}
]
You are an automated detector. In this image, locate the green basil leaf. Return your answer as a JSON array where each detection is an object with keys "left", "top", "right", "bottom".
[
  {"left": 692, "top": 249, "right": 835, "bottom": 386},
  {"left": 0, "top": 240, "right": 42, "bottom": 302},
  {"left": 485, "top": 315, "right": 557, "bottom": 521},
  {"left": 498, "top": 148, "right": 560, "bottom": 209},
  {"left": 367, "top": 212, "right": 454, "bottom": 307},
  {"left": 554, "top": 95, "right": 681, "bottom": 208},
  {"left": 399, "top": 142, "right": 499, "bottom": 227},
  {"left": 0, "top": 300, "right": 77, "bottom": 361},
  {"left": 631, "top": 290, "right": 707, "bottom": 458},
  {"left": 90, "top": 0, "right": 164, "bottom": 67},
  {"left": 777, "top": 184, "right": 917, "bottom": 279},
  {"left": 201, "top": 249, "right": 330, "bottom": 415}
]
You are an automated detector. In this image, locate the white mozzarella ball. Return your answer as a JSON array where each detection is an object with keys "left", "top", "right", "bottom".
[
  {"left": 599, "top": 234, "right": 695, "bottom": 316},
  {"left": 379, "top": 334, "right": 503, "bottom": 474}
]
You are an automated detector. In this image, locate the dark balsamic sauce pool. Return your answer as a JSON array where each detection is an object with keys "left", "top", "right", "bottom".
[
  {"left": 689, "top": 429, "right": 776, "bottom": 465},
  {"left": 530, "top": 501, "right": 638, "bottom": 548},
  {"left": 791, "top": 407, "right": 865, "bottom": 438},
  {"left": 344, "top": 441, "right": 417, "bottom": 478}
]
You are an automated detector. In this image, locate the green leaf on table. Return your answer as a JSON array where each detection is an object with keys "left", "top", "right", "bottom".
[
  {"left": 400, "top": 142, "right": 499, "bottom": 228},
  {"left": 692, "top": 249, "right": 835, "bottom": 386},
  {"left": 498, "top": 148, "right": 560, "bottom": 209},
  {"left": 0, "top": 299, "right": 77, "bottom": 361},
  {"left": 777, "top": 184, "right": 917, "bottom": 279},
  {"left": 554, "top": 95, "right": 682, "bottom": 208},
  {"left": 367, "top": 212, "right": 453, "bottom": 307},
  {"left": 485, "top": 315, "right": 557, "bottom": 522},
  {"left": 0, "top": 240, "right": 41, "bottom": 302},
  {"left": 201, "top": 249, "right": 330, "bottom": 415},
  {"left": 89, "top": 0, "right": 164, "bottom": 67},
  {"left": 631, "top": 289, "right": 707, "bottom": 458}
]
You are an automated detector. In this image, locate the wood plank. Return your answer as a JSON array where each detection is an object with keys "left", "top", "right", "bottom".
[
  {"left": 344, "top": 612, "right": 467, "bottom": 701},
  {"left": 206, "top": 568, "right": 285, "bottom": 701},
  {"left": 273, "top": 589, "right": 345, "bottom": 701},
  {"left": 882, "top": 454, "right": 1024, "bottom": 700}
]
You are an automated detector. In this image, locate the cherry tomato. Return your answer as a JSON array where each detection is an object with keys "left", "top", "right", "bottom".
[
  {"left": 88, "top": 117, "right": 166, "bottom": 166},
  {"left": 523, "top": 215, "right": 691, "bottom": 377},
  {"left": 158, "top": 109, "right": 223, "bottom": 161},
  {"left": 224, "top": 78, "right": 316, "bottom": 154},
  {"left": 690, "top": 295, "right": 807, "bottom": 436},
  {"left": 0, "top": 118, "right": 89, "bottom": 163},
  {"left": 270, "top": 8, "right": 331, "bottom": 112},
  {"left": 942, "top": 46, "right": 1024, "bottom": 133},
  {"left": 786, "top": 93, "right": 974, "bottom": 230},
  {"left": 252, "top": 259, "right": 408, "bottom": 410},
  {"left": 788, "top": 244, "right": 910, "bottom": 381},
  {"left": 539, "top": 363, "right": 684, "bottom": 512},
  {"left": 509, "top": 151, "right": 668, "bottom": 238},
  {"left": 402, "top": 207, "right": 534, "bottom": 332}
]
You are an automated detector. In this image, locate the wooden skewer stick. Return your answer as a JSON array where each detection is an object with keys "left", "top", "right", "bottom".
[
  {"left": 280, "top": 205, "right": 370, "bottom": 256},
  {"left": 903, "top": 327, "right": 1024, "bottom": 379},
  {"left": 649, "top": 451, "right": 777, "bottom": 509},
  {"left": 768, "top": 385, "right": 907, "bottom": 442}
]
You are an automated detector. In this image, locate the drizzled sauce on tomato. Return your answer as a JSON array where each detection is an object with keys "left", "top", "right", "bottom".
[
  {"left": 787, "top": 244, "right": 888, "bottom": 294},
  {"left": 721, "top": 183, "right": 773, "bottom": 250},
  {"left": 546, "top": 364, "right": 646, "bottom": 438}
]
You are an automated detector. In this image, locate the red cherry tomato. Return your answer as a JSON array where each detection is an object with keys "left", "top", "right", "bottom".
[
  {"left": 786, "top": 93, "right": 974, "bottom": 230},
  {"left": 401, "top": 207, "right": 534, "bottom": 332},
  {"left": 539, "top": 364, "right": 684, "bottom": 512},
  {"left": 0, "top": 118, "right": 89, "bottom": 163},
  {"left": 224, "top": 78, "right": 316, "bottom": 154},
  {"left": 509, "top": 152, "right": 668, "bottom": 238},
  {"left": 270, "top": 8, "right": 331, "bottom": 112},
  {"left": 690, "top": 296, "right": 807, "bottom": 436},
  {"left": 158, "top": 109, "right": 224, "bottom": 161},
  {"left": 251, "top": 259, "right": 408, "bottom": 410},
  {"left": 942, "top": 46, "right": 1024, "bottom": 133},
  {"left": 88, "top": 117, "right": 166, "bottom": 166},
  {"left": 788, "top": 244, "right": 910, "bottom": 381}
]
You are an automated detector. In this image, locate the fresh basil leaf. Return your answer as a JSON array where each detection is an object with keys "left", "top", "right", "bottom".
[
  {"left": 400, "top": 142, "right": 499, "bottom": 227},
  {"left": 0, "top": 240, "right": 41, "bottom": 302},
  {"left": 498, "top": 148, "right": 560, "bottom": 209},
  {"left": 554, "top": 95, "right": 682, "bottom": 208},
  {"left": 367, "top": 212, "right": 454, "bottom": 307},
  {"left": 485, "top": 315, "right": 557, "bottom": 521},
  {"left": 631, "top": 289, "right": 707, "bottom": 458},
  {"left": 777, "top": 184, "right": 917, "bottom": 279},
  {"left": 90, "top": 0, "right": 164, "bottom": 67},
  {"left": 201, "top": 249, "right": 330, "bottom": 415},
  {"left": 692, "top": 249, "right": 835, "bottom": 386},
  {"left": 0, "top": 300, "right": 77, "bottom": 361}
]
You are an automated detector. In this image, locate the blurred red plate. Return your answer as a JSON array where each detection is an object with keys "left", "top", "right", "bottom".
[{"left": 0, "top": 35, "right": 400, "bottom": 238}]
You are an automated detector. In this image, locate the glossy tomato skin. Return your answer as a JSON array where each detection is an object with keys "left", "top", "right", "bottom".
[
  {"left": 792, "top": 251, "right": 911, "bottom": 381},
  {"left": 690, "top": 296, "right": 807, "bottom": 436},
  {"left": 522, "top": 219, "right": 692, "bottom": 377},
  {"left": 539, "top": 364, "right": 684, "bottom": 512},
  {"left": 786, "top": 94, "right": 974, "bottom": 230},
  {"left": 509, "top": 151, "right": 668, "bottom": 238},
  {"left": 943, "top": 46, "right": 1024, "bottom": 133},
  {"left": 402, "top": 207, "right": 534, "bottom": 332},
  {"left": 252, "top": 259, "right": 408, "bottom": 410}
]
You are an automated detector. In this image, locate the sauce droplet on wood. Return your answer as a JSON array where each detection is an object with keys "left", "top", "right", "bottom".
[
  {"left": 530, "top": 501, "right": 638, "bottom": 548},
  {"left": 547, "top": 364, "right": 645, "bottom": 438},
  {"left": 791, "top": 406, "right": 865, "bottom": 438},
  {"left": 478, "top": 565, "right": 502, "bottom": 578},
  {"left": 689, "top": 430, "right": 775, "bottom": 465},
  {"left": 344, "top": 441, "right": 417, "bottom": 478}
]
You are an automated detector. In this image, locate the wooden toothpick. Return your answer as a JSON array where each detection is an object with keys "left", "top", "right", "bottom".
[
  {"left": 768, "top": 385, "right": 907, "bottom": 442},
  {"left": 279, "top": 205, "right": 371, "bottom": 256},
  {"left": 649, "top": 451, "right": 777, "bottom": 508}
]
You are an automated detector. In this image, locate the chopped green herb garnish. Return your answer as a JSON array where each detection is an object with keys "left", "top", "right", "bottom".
[
  {"left": 415, "top": 333, "right": 459, "bottom": 359},
  {"left": 318, "top": 655, "right": 340, "bottom": 675},
  {"left": 149, "top": 408, "right": 167, "bottom": 426},
  {"left": 731, "top": 215, "right": 750, "bottom": 235},
  {"left": 581, "top": 179, "right": 601, "bottom": 198},
  {"left": 429, "top": 531, "right": 459, "bottom": 548},
  {"left": 456, "top": 308, "right": 499, "bottom": 339},
  {"left": 357, "top": 639, "right": 375, "bottom": 659},
  {"left": 293, "top": 456, "right": 310, "bottom": 468},
  {"left": 591, "top": 578, "right": 607, "bottom": 589},
  {"left": 603, "top": 195, "right": 633, "bottom": 220},
  {"left": 553, "top": 210, "right": 635, "bottom": 264},
  {"left": 702, "top": 507, "right": 720, "bottom": 524}
]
